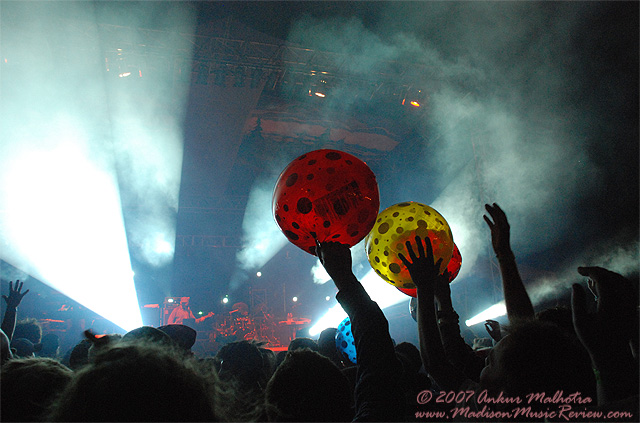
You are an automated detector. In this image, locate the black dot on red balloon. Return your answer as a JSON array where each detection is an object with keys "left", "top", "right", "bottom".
[
  {"left": 284, "top": 230, "right": 299, "bottom": 240},
  {"left": 298, "top": 154, "right": 307, "bottom": 160},
  {"left": 325, "top": 151, "right": 341, "bottom": 160},
  {"left": 275, "top": 214, "right": 282, "bottom": 223},
  {"left": 283, "top": 204, "right": 289, "bottom": 212},
  {"left": 307, "top": 174, "right": 314, "bottom": 180},
  {"left": 297, "top": 197, "right": 312, "bottom": 214},
  {"left": 346, "top": 160, "right": 353, "bottom": 165},
  {"left": 347, "top": 224, "right": 359, "bottom": 237},
  {"left": 389, "top": 263, "right": 401, "bottom": 274},
  {"left": 323, "top": 221, "right": 331, "bottom": 228},
  {"left": 332, "top": 234, "right": 341, "bottom": 239},
  {"left": 292, "top": 222, "right": 300, "bottom": 229},
  {"left": 308, "top": 159, "right": 317, "bottom": 165},
  {"left": 286, "top": 173, "right": 298, "bottom": 187},
  {"left": 357, "top": 208, "right": 369, "bottom": 223},
  {"left": 310, "top": 232, "right": 317, "bottom": 239},
  {"left": 333, "top": 199, "right": 347, "bottom": 215},
  {"left": 327, "top": 167, "right": 336, "bottom": 174}
]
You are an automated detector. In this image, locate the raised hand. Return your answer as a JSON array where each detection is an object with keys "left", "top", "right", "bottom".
[
  {"left": 434, "top": 269, "right": 454, "bottom": 310},
  {"left": 483, "top": 203, "right": 512, "bottom": 257},
  {"left": 571, "top": 266, "right": 636, "bottom": 359},
  {"left": 2, "top": 281, "right": 29, "bottom": 309},
  {"left": 398, "top": 236, "right": 445, "bottom": 294},
  {"left": 315, "top": 240, "right": 356, "bottom": 291},
  {"left": 484, "top": 319, "right": 502, "bottom": 342}
]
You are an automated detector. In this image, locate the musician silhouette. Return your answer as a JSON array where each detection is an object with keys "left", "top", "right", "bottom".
[{"left": 168, "top": 297, "right": 212, "bottom": 327}]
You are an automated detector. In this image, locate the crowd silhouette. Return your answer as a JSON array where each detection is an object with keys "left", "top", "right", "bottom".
[{"left": 1, "top": 204, "right": 638, "bottom": 421}]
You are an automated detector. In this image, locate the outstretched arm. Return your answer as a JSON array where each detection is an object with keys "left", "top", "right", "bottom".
[
  {"left": 572, "top": 266, "right": 638, "bottom": 406},
  {"left": 434, "top": 269, "right": 486, "bottom": 381},
  {"left": 399, "top": 236, "right": 467, "bottom": 391},
  {"left": 2, "top": 280, "right": 30, "bottom": 341},
  {"left": 483, "top": 203, "right": 534, "bottom": 322},
  {"left": 316, "top": 241, "right": 405, "bottom": 421}
]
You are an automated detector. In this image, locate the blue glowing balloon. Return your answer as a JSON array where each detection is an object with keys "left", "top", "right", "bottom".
[{"left": 335, "top": 317, "right": 357, "bottom": 364}]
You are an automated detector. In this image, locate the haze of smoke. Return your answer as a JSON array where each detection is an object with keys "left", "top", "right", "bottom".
[
  {"left": 286, "top": 3, "right": 608, "bottom": 282},
  {"left": 236, "top": 177, "right": 289, "bottom": 273},
  {"left": 1, "top": 2, "right": 196, "bottom": 272},
  {"left": 96, "top": 2, "right": 196, "bottom": 268},
  {"left": 528, "top": 240, "right": 640, "bottom": 306}
]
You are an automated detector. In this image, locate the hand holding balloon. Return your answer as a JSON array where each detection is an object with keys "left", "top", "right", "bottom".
[
  {"left": 365, "top": 202, "right": 453, "bottom": 289},
  {"left": 396, "top": 243, "right": 461, "bottom": 298},
  {"left": 398, "top": 236, "right": 447, "bottom": 296}
]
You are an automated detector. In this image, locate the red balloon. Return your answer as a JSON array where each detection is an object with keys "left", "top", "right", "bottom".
[
  {"left": 272, "top": 149, "right": 380, "bottom": 255},
  {"left": 396, "top": 243, "right": 463, "bottom": 297}
]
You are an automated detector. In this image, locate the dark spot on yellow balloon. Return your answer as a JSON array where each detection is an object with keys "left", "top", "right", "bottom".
[{"left": 389, "top": 263, "right": 401, "bottom": 274}]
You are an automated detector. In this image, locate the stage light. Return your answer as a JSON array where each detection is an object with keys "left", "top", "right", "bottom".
[
  {"left": 314, "top": 92, "right": 326, "bottom": 98},
  {"left": 465, "top": 302, "right": 506, "bottom": 327},
  {"left": 2, "top": 144, "right": 143, "bottom": 332},
  {"left": 222, "top": 297, "right": 229, "bottom": 304},
  {"left": 154, "top": 237, "right": 173, "bottom": 255},
  {"left": 410, "top": 101, "right": 420, "bottom": 107},
  {"left": 167, "top": 298, "right": 174, "bottom": 303},
  {"left": 325, "top": 296, "right": 331, "bottom": 301},
  {"left": 0, "top": 1, "right": 196, "bottom": 334},
  {"left": 256, "top": 271, "right": 262, "bottom": 277},
  {"left": 292, "top": 296, "right": 298, "bottom": 302}
]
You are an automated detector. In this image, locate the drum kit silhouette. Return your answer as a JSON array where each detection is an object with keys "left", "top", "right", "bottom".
[{"left": 212, "top": 303, "right": 309, "bottom": 347}]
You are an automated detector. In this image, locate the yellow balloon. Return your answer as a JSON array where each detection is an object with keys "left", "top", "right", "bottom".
[{"left": 364, "top": 202, "right": 454, "bottom": 289}]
